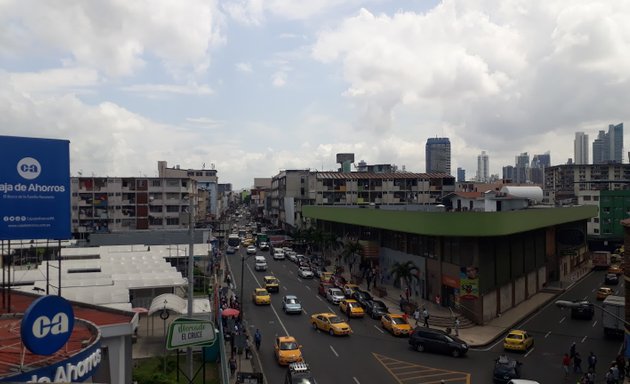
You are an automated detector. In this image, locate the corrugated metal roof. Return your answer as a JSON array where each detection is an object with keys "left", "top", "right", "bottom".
[{"left": 315, "top": 172, "right": 453, "bottom": 180}]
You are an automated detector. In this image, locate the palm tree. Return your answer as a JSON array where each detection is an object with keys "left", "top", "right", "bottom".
[
  {"left": 340, "top": 240, "right": 363, "bottom": 273},
  {"left": 390, "top": 261, "right": 420, "bottom": 297}
]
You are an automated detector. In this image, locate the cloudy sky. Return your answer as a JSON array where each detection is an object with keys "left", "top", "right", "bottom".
[{"left": 2, "top": 0, "right": 629, "bottom": 189}]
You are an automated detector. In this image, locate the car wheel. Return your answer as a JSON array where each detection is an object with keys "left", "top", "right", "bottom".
[
  {"left": 329, "top": 329, "right": 335, "bottom": 336},
  {"left": 312, "top": 322, "right": 318, "bottom": 330},
  {"left": 451, "top": 349, "right": 461, "bottom": 358},
  {"left": 415, "top": 343, "right": 424, "bottom": 352}
]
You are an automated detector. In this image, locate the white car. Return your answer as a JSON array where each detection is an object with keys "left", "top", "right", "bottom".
[
  {"left": 246, "top": 245, "right": 257, "bottom": 254},
  {"left": 273, "top": 249, "right": 285, "bottom": 260},
  {"left": 254, "top": 256, "right": 268, "bottom": 271},
  {"left": 326, "top": 288, "right": 345, "bottom": 305},
  {"left": 297, "top": 267, "right": 314, "bottom": 279},
  {"left": 286, "top": 252, "right": 298, "bottom": 263}
]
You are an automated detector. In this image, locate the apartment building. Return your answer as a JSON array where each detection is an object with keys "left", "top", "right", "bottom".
[
  {"left": 71, "top": 177, "right": 197, "bottom": 235},
  {"left": 270, "top": 170, "right": 455, "bottom": 231},
  {"left": 544, "top": 163, "right": 630, "bottom": 203}
]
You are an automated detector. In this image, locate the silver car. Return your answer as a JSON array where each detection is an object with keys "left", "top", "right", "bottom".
[
  {"left": 298, "top": 266, "right": 314, "bottom": 279},
  {"left": 282, "top": 295, "right": 302, "bottom": 314},
  {"left": 326, "top": 288, "right": 345, "bottom": 305}
]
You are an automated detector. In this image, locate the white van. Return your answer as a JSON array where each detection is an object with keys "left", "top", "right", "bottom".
[{"left": 254, "top": 256, "right": 268, "bottom": 271}]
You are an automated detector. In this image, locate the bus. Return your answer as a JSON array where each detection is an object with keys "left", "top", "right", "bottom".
[{"left": 227, "top": 234, "right": 241, "bottom": 248}]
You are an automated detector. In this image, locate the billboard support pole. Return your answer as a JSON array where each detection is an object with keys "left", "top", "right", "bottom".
[
  {"left": 7, "top": 240, "right": 10, "bottom": 312},
  {"left": 58, "top": 240, "right": 61, "bottom": 297},
  {"left": 46, "top": 261, "right": 49, "bottom": 295},
  {"left": 1, "top": 240, "right": 4, "bottom": 310}
]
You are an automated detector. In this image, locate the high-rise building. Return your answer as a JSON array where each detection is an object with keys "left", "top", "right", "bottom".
[
  {"left": 425, "top": 137, "right": 451, "bottom": 174},
  {"left": 574, "top": 132, "right": 589, "bottom": 164},
  {"left": 530, "top": 152, "right": 550, "bottom": 185},
  {"left": 457, "top": 167, "right": 466, "bottom": 182},
  {"left": 476, "top": 151, "right": 489, "bottom": 182},
  {"left": 515, "top": 152, "right": 530, "bottom": 183},
  {"left": 593, "top": 123, "right": 624, "bottom": 164},
  {"left": 502, "top": 165, "right": 515, "bottom": 182}
]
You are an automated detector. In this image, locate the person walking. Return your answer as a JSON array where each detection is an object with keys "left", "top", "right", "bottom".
[
  {"left": 454, "top": 317, "right": 460, "bottom": 336},
  {"left": 573, "top": 352, "right": 583, "bottom": 374},
  {"left": 587, "top": 352, "right": 597, "bottom": 373},
  {"left": 229, "top": 354, "right": 237, "bottom": 377},
  {"left": 412, "top": 308, "right": 420, "bottom": 326},
  {"left": 562, "top": 353, "right": 571, "bottom": 378},
  {"left": 422, "top": 307, "right": 430, "bottom": 327},
  {"left": 254, "top": 329, "right": 262, "bottom": 351}
]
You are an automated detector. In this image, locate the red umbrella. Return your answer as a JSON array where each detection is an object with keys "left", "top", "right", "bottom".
[{"left": 222, "top": 308, "right": 240, "bottom": 317}]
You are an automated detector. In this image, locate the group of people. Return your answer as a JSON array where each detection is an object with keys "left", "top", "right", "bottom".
[{"left": 562, "top": 342, "right": 626, "bottom": 383}]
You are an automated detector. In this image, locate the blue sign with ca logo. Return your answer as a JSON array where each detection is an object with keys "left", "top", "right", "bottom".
[
  {"left": 0, "top": 135, "right": 71, "bottom": 240},
  {"left": 21, "top": 295, "right": 75, "bottom": 355}
]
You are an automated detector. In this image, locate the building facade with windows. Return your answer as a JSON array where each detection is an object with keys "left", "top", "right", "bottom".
[
  {"left": 574, "top": 132, "right": 589, "bottom": 164},
  {"left": 425, "top": 138, "right": 451, "bottom": 175}
]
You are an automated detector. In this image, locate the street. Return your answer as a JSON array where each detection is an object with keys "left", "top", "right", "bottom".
[{"left": 227, "top": 245, "right": 624, "bottom": 383}]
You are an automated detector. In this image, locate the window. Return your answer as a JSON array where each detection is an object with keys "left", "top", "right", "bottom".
[
  {"left": 196, "top": 172, "right": 202, "bottom": 176},
  {"left": 152, "top": 180, "right": 161, "bottom": 187},
  {"left": 583, "top": 195, "right": 591, "bottom": 201},
  {"left": 166, "top": 205, "right": 180, "bottom": 212},
  {"left": 166, "top": 218, "right": 179, "bottom": 225}
]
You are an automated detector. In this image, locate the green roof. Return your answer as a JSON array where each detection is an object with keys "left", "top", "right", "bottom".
[{"left": 302, "top": 205, "right": 597, "bottom": 237}]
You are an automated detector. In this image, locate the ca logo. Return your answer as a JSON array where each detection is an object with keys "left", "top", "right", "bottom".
[
  {"left": 17, "top": 157, "right": 41, "bottom": 180},
  {"left": 32, "top": 313, "right": 70, "bottom": 338}
]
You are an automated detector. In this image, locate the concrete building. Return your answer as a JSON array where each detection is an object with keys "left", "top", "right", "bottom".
[
  {"left": 303, "top": 204, "right": 596, "bottom": 324},
  {"left": 476, "top": 151, "right": 489, "bottom": 182},
  {"left": 515, "top": 152, "right": 530, "bottom": 184},
  {"left": 457, "top": 167, "right": 466, "bottom": 182},
  {"left": 593, "top": 123, "right": 624, "bottom": 164},
  {"left": 574, "top": 132, "right": 589, "bottom": 164},
  {"left": 530, "top": 152, "right": 550, "bottom": 185},
  {"left": 425, "top": 137, "right": 451, "bottom": 175},
  {"left": 251, "top": 178, "right": 272, "bottom": 220}
]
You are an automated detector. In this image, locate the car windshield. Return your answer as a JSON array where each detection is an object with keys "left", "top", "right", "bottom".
[
  {"left": 508, "top": 333, "right": 523, "bottom": 339},
  {"left": 266, "top": 278, "right": 277, "bottom": 284},
  {"left": 286, "top": 298, "right": 299, "bottom": 304},
  {"left": 347, "top": 302, "right": 359, "bottom": 309},
  {"left": 330, "top": 289, "right": 343, "bottom": 296},
  {"left": 280, "top": 342, "right": 299, "bottom": 350},
  {"left": 328, "top": 316, "right": 344, "bottom": 324},
  {"left": 372, "top": 301, "right": 386, "bottom": 309},
  {"left": 391, "top": 317, "right": 407, "bottom": 325},
  {"left": 256, "top": 291, "right": 268, "bottom": 296}
]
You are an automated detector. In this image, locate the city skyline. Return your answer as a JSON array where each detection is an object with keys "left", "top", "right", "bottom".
[{"left": 2, "top": 1, "right": 630, "bottom": 188}]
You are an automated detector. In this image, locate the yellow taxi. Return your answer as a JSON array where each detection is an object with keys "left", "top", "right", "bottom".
[
  {"left": 503, "top": 329, "right": 534, "bottom": 351},
  {"left": 381, "top": 314, "right": 412, "bottom": 336},
  {"left": 342, "top": 283, "right": 359, "bottom": 297},
  {"left": 608, "top": 264, "right": 623, "bottom": 276},
  {"left": 242, "top": 238, "right": 254, "bottom": 246},
  {"left": 264, "top": 276, "right": 280, "bottom": 292},
  {"left": 596, "top": 287, "right": 613, "bottom": 301},
  {"left": 320, "top": 272, "right": 334, "bottom": 283},
  {"left": 339, "top": 299, "right": 365, "bottom": 318},
  {"left": 252, "top": 288, "right": 271, "bottom": 305},
  {"left": 274, "top": 336, "right": 303, "bottom": 365},
  {"left": 310, "top": 313, "right": 352, "bottom": 336}
]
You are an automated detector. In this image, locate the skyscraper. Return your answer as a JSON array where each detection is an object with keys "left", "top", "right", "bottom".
[
  {"left": 476, "top": 151, "right": 489, "bottom": 182},
  {"left": 530, "top": 152, "right": 550, "bottom": 185},
  {"left": 574, "top": 132, "right": 589, "bottom": 164},
  {"left": 457, "top": 167, "right": 465, "bottom": 182},
  {"left": 425, "top": 137, "right": 451, "bottom": 174},
  {"left": 593, "top": 123, "right": 624, "bottom": 164},
  {"left": 515, "top": 152, "right": 530, "bottom": 183}
]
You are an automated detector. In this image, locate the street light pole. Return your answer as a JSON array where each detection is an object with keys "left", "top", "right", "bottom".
[{"left": 186, "top": 193, "right": 194, "bottom": 380}]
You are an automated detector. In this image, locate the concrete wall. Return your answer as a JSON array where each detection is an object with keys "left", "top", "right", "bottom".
[
  {"left": 499, "top": 284, "right": 512, "bottom": 314},
  {"left": 482, "top": 290, "right": 497, "bottom": 323},
  {"left": 527, "top": 270, "right": 537, "bottom": 297},
  {"left": 514, "top": 276, "right": 525, "bottom": 305}
]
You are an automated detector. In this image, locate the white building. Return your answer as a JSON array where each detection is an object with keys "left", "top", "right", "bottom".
[
  {"left": 476, "top": 151, "right": 489, "bottom": 182},
  {"left": 574, "top": 132, "right": 589, "bottom": 164}
]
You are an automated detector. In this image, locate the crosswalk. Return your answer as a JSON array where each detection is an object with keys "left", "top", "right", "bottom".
[{"left": 373, "top": 353, "right": 471, "bottom": 384}]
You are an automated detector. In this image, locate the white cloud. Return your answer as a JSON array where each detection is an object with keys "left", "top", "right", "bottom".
[
  {"left": 271, "top": 71, "right": 287, "bottom": 87},
  {"left": 5, "top": 68, "right": 100, "bottom": 94},
  {"left": 223, "top": 0, "right": 369, "bottom": 23},
  {"left": 121, "top": 83, "right": 213, "bottom": 96},
  {"left": 186, "top": 117, "right": 225, "bottom": 128},
  {"left": 0, "top": 0, "right": 225, "bottom": 78},
  {"left": 235, "top": 62, "right": 253, "bottom": 73}
]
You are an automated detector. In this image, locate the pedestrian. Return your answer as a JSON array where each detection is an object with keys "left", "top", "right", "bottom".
[
  {"left": 610, "top": 363, "right": 620, "bottom": 383},
  {"left": 405, "top": 286, "right": 410, "bottom": 301},
  {"left": 587, "top": 352, "right": 597, "bottom": 373},
  {"left": 422, "top": 307, "right": 430, "bottom": 327},
  {"left": 583, "top": 369, "right": 595, "bottom": 384},
  {"left": 229, "top": 354, "right": 237, "bottom": 376},
  {"left": 574, "top": 352, "right": 583, "bottom": 374},
  {"left": 615, "top": 354, "right": 625, "bottom": 378},
  {"left": 399, "top": 295, "right": 406, "bottom": 311},
  {"left": 412, "top": 308, "right": 420, "bottom": 326},
  {"left": 245, "top": 338, "right": 252, "bottom": 359},
  {"left": 562, "top": 353, "right": 571, "bottom": 378},
  {"left": 454, "top": 317, "right": 460, "bottom": 336},
  {"left": 254, "top": 328, "right": 262, "bottom": 351},
  {"left": 570, "top": 342, "right": 577, "bottom": 360},
  {"left": 605, "top": 367, "right": 616, "bottom": 384}
]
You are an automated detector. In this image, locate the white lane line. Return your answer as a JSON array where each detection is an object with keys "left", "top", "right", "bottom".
[
  {"left": 305, "top": 286, "right": 311, "bottom": 291},
  {"left": 373, "top": 325, "right": 385, "bottom": 334},
  {"left": 283, "top": 286, "right": 288, "bottom": 291},
  {"left": 316, "top": 295, "right": 323, "bottom": 302},
  {"left": 524, "top": 347, "right": 535, "bottom": 358},
  {"left": 329, "top": 345, "right": 339, "bottom": 357},
  {"left": 581, "top": 335, "right": 587, "bottom": 343},
  {"left": 592, "top": 320, "right": 597, "bottom": 327},
  {"left": 559, "top": 317, "right": 565, "bottom": 324},
  {"left": 302, "top": 309, "right": 308, "bottom": 315},
  {"left": 327, "top": 306, "right": 335, "bottom": 312},
  {"left": 246, "top": 264, "right": 290, "bottom": 336},
  {"left": 544, "top": 331, "right": 551, "bottom": 338},
  {"left": 353, "top": 377, "right": 360, "bottom": 384},
  {"left": 288, "top": 270, "right": 293, "bottom": 275},
  {"left": 591, "top": 288, "right": 596, "bottom": 292}
]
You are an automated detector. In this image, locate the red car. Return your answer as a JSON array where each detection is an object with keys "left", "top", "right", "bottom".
[{"left": 318, "top": 282, "right": 334, "bottom": 297}]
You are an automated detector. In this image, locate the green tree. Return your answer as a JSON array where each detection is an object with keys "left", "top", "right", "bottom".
[
  {"left": 340, "top": 240, "right": 363, "bottom": 273},
  {"left": 390, "top": 261, "right": 420, "bottom": 295}
]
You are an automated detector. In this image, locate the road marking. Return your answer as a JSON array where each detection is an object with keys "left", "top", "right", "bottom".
[
  {"left": 329, "top": 345, "right": 339, "bottom": 357},
  {"left": 302, "top": 309, "right": 308, "bottom": 315},
  {"left": 524, "top": 347, "right": 534, "bottom": 357},
  {"left": 583, "top": 296, "right": 588, "bottom": 300},
  {"left": 283, "top": 286, "right": 287, "bottom": 291},
  {"left": 581, "top": 335, "right": 587, "bottom": 343},
  {"left": 544, "top": 331, "right": 551, "bottom": 338},
  {"left": 373, "top": 325, "right": 385, "bottom": 334},
  {"left": 288, "top": 270, "right": 292, "bottom": 274},
  {"left": 592, "top": 320, "right": 597, "bottom": 327},
  {"left": 373, "top": 353, "right": 470, "bottom": 384},
  {"left": 246, "top": 264, "right": 290, "bottom": 336},
  {"left": 559, "top": 316, "right": 565, "bottom": 324},
  {"left": 316, "top": 295, "right": 323, "bottom": 302},
  {"left": 352, "top": 377, "right": 360, "bottom": 384},
  {"left": 591, "top": 288, "right": 596, "bottom": 292},
  {"left": 327, "top": 306, "right": 335, "bottom": 312},
  {"left": 305, "top": 286, "right": 311, "bottom": 291}
]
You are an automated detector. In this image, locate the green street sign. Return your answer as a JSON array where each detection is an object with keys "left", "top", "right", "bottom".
[{"left": 166, "top": 317, "right": 216, "bottom": 350}]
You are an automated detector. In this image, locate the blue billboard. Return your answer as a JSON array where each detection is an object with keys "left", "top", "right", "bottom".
[{"left": 0, "top": 136, "right": 71, "bottom": 240}]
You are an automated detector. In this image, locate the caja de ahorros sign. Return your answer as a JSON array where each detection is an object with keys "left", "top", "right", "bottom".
[{"left": 6, "top": 295, "right": 102, "bottom": 383}]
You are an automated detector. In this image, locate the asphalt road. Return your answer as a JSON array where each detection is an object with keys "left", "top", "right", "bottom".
[{"left": 229, "top": 246, "right": 624, "bottom": 384}]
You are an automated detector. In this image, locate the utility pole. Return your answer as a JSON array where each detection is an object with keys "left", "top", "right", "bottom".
[{"left": 187, "top": 192, "right": 194, "bottom": 380}]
